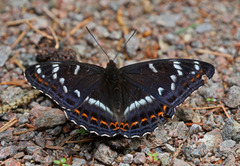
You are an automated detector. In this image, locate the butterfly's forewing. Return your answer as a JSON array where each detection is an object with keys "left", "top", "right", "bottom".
[
  {"left": 25, "top": 61, "right": 105, "bottom": 110},
  {"left": 119, "top": 59, "right": 214, "bottom": 136}
]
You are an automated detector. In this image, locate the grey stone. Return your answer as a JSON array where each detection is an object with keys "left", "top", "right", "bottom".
[
  {"left": 197, "top": 129, "right": 223, "bottom": 151},
  {"left": 165, "top": 144, "right": 175, "bottom": 153},
  {"left": 72, "top": 158, "right": 87, "bottom": 166},
  {"left": 124, "top": 34, "right": 140, "bottom": 57},
  {"left": 93, "top": 144, "right": 117, "bottom": 165},
  {"left": 119, "top": 163, "right": 129, "bottom": 166},
  {"left": 8, "top": 0, "right": 28, "bottom": 8},
  {"left": 219, "top": 140, "right": 236, "bottom": 154},
  {"left": 69, "top": 12, "right": 83, "bottom": 21},
  {"left": 0, "top": 87, "right": 24, "bottom": 104},
  {"left": 133, "top": 152, "right": 146, "bottom": 164},
  {"left": 163, "top": 33, "right": 178, "bottom": 44},
  {"left": 199, "top": 81, "right": 224, "bottom": 99},
  {"left": 222, "top": 118, "right": 240, "bottom": 142},
  {"left": 96, "top": 26, "right": 110, "bottom": 38},
  {"left": 157, "top": 153, "right": 170, "bottom": 166},
  {"left": 173, "top": 158, "right": 190, "bottom": 166},
  {"left": 35, "top": 134, "right": 45, "bottom": 148},
  {"left": 189, "top": 124, "right": 202, "bottom": 135},
  {"left": 149, "top": 14, "right": 181, "bottom": 27},
  {"left": 26, "top": 146, "right": 42, "bottom": 155},
  {"left": 30, "top": 105, "right": 66, "bottom": 129},
  {"left": 18, "top": 112, "right": 30, "bottom": 125},
  {"left": 122, "top": 154, "right": 133, "bottom": 164},
  {"left": 175, "top": 107, "right": 195, "bottom": 122},
  {"left": 0, "top": 146, "right": 18, "bottom": 160},
  {"left": 73, "top": 44, "right": 86, "bottom": 57},
  {"left": 166, "top": 122, "right": 189, "bottom": 139},
  {"left": 0, "top": 45, "right": 11, "bottom": 67},
  {"left": 224, "top": 86, "right": 240, "bottom": 108},
  {"left": 196, "top": 23, "right": 212, "bottom": 33}
]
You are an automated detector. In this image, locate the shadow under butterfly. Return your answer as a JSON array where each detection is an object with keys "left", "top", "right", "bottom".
[{"left": 25, "top": 29, "right": 215, "bottom": 138}]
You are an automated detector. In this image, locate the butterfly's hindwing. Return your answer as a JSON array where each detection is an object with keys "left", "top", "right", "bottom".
[
  {"left": 25, "top": 61, "right": 105, "bottom": 110},
  {"left": 120, "top": 59, "right": 214, "bottom": 117}
]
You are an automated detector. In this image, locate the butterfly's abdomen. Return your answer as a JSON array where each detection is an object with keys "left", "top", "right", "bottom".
[{"left": 105, "top": 61, "right": 123, "bottom": 112}]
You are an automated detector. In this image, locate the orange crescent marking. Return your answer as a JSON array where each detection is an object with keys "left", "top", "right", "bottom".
[
  {"left": 131, "top": 121, "right": 139, "bottom": 128},
  {"left": 196, "top": 73, "right": 201, "bottom": 79},
  {"left": 44, "top": 82, "right": 49, "bottom": 86},
  {"left": 158, "top": 111, "right": 163, "bottom": 117},
  {"left": 110, "top": 122, "right": 119, "bottom": 130},
  {"left": 34, "top": 73, "right": 38, "bottom": 78},
  {"left": 82, "top": 113, "right": 88, "bottom": 119},
  {"left": 120, "top": 123, "right": 129, "bottom": 131},
  {"left": 37, "top": 77, "right": 43, "bottom": 83},
  {"left": 141, "top": 118, "right": 147, "bottom": 123},
  {"left": 190, "top": 78, "right": 195, "bottom": 82},
  {"left": 110, "top": 122, "right": 118, "bottom": 127},
  {"left": 150, "top": 114, "right": 156, "bottom": 120},
  {"left": 91, "top": 116, "right": 98, "bottom": 122},
  {"left": 52, "top": 85, "right": 57, "bottom": 91},
  {"left": 200, "top": 69, "right": 204, "bottom": 74},
  {"left": 163, "top": 105, "right": 167, "bottom": 112},
  {"left": 74, "top": 109, "right": 80, "bottom": 114},
  {"left": 100, "top": 120, "right": 109, "bottom": 127}
]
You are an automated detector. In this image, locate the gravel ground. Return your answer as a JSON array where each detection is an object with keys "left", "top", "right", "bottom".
[{"left": 0, "top": 0, "right": 240, "bottom": 165}]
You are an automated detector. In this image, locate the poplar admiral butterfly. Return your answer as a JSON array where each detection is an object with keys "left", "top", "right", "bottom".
[{"left": 25, "top": 31, "right": 215, "bottom": 138}]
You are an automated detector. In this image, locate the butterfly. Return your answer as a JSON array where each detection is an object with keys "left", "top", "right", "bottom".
[{"left": 25, "top": 57, "right": 214, "bottom": 138}]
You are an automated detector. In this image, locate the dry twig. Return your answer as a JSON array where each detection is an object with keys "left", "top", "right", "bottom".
[
  {"left": 43, "top": 7, "right": 64, "bottom": 28},
  {"left": 69, "top": 17, "right": 93, "bottom": 35},
  {"left": 25, "top": 20, "right": 54, "bottom": 40},
  {"left": 219, "top": 101, "right": 230, "bottom": 118},
  {"left": 196, "top": 49, "right": 233, "bottom": 60},
  {"left": 49, "top": 26, "right": 60, "bottom": 49},
  {"left": 0, "top": 118, "right": 18, "bottom": 133}
]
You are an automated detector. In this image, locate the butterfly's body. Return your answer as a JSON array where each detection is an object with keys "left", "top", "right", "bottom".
[{"left": 25, "top": 58, "right": 214, "bottom": 138}]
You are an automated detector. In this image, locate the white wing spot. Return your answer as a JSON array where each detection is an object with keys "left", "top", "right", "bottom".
[
  {"left": 74, "top": 65, "right": 80, "bottom": 75},
  {"left": 87, "top": 97, "right": 113, "bottom": 115},
  {"left": 74, "top": 90, "right": 80, "bottom": 98},
  {"left": 145, "top": 96, "right": 153, "bottom": 103},
  {"left": 36, "top": 68, "right": 41, "bottom": 74},
  {"left": 191, "top": 71, "right": 196, "bottom": 75},
  {"left": 129, "top": 103, "right": 136, "bottom": 112},
  {"left": 135, "top": 101, "right": 140, "bottom": 108},
  {"left": 158, "top": 87, "right": 164, "bottom": 96},
  {"left": 52, "top": 64, "right": 59, "bottom": 67},
  {"left": 53, "top": 66, "right": 59, "bottom": 73},
  {"left": 124, "top": 106, "right": 130, "bottom": 116},
  {"left": 173, "top": 64, "right": 182, "bottom": 70},
  {"left": 139, "top": 99, "right": 147, "bottom": 106},
  {"left": 36, "top": 65, "right": 40, "bottom": 68},
  {"left": 194, "top": 61, "right": 199, "bottom": 64},
  {"left": 170, "top": 75, "right": 177, "bottom": 82},
  {"left": 42, "top": 75, "right": 45, "bottom": 78},
  {"left": 59, "top": 78, "right": 65, "bottom": 85},
  {"left": 63, "top": 85, "right": 68, "bottom": 93},
  {"left": 53, "top": 73, "right": 57, "bottom": 79},
  {"left": 89, "top": 98, "right": 96, "bottom": 105},
  {"left": 177, "top": 70, "right": 183, "bottom": 76},
  {"left": 171, "top": 83, "right": 175, "bottom": 91},
  {"left": 173, "top": 61, "right": 180, "bottom": 64},
  {"left": 149, "top": 63, "right": 158, "bottom": 73},
  {"left": 194, "top": 64, "right": 200, "bottom": 71}
]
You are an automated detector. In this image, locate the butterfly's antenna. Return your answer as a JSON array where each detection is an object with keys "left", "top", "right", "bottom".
[
  {"left": 113, "top": 29, "right": 137, "bottom": 61},
  {"left": 86, "top": 26, "right": 110, "bottom": 60}
]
